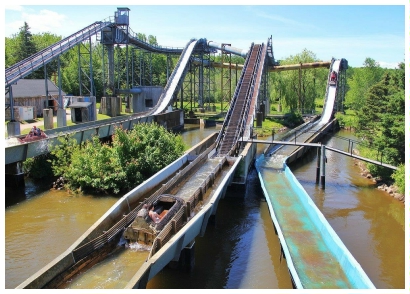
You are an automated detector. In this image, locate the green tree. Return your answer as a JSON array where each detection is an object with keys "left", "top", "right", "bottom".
[
  {"left": 14, "top": 22, "right": 46, "bottom": 79},
  {"left": 392, "top": 164, "right": 405, "bottom": 194},
  {"left": 377, "top": 66, "right": 405, "bottom": 165},
  {"left": 49, "top": 135, "right": 81, "bottom": 177},
  {"left": 33, "top": 32, "right": 63, "bottom": 80},
  {"left": 356, "top": 74, "right": 390, "bottom": 142},
  {"left": 15, "top": 22, "right": 37, "bottom": 63},
  {"left": 355, "top": 63, "right": 405, "bottom": 179},
  {"left": 5, "top": 37, "right": 19, "bottom": 67},
  {"left": 49, "top": 123, "right": 185, "bottom": 194},
  {"left": 64, "top": 135, "right": 127, "bottom": 194},
  {"left": 269, "top": 49, "right": 327, "bottom": 113},
  {"left": 344, "top": 57, "right": 384, "bottom": 113},
  {"left": 148, "top": 35, "right": 158, "bottom": 46},
  {"left": 23, "top": 154, "right": 54, "bottom": 179},
  {"left": 6, "top": 24, "right": 64, "bottom": 81},
  {"left": 60, "top": 47, "right": 81, "bottom": 95}
]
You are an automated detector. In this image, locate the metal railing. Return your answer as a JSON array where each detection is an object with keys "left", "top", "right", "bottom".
[
  {"left": 214, "top": 43, "right": 255, "bottom": 151},
  {"left": 5, "top": 21, "right": 113, "bottom": 88}
]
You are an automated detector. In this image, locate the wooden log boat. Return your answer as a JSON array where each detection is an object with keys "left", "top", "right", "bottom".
[
  {"left": 17, "top": 131, "right": 48, "bottom": 143},
  {"left": 123, "top": 194, "right": 185, "bottom": 245}
]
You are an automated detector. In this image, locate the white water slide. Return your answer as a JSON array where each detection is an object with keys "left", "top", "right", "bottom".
[
  {"left": 151, "top": 40, "right": 198, "bottom": 115},
  {"left": 318, "top": 59, "right": 341, "bottom": 125}
]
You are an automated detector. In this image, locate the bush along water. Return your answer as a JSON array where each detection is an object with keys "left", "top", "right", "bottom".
[{"left": 48, "top": 123, "right": 185, "bottom": 195}]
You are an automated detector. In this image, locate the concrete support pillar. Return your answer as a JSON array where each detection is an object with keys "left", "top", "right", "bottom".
[
  {"left": 5, "top": 162, "right": 25, "bottom": 188},
  {"left": 208, "top": 214, "right": 216, "bottom": 225},
  {"left": 256, "top": 112, "right": 263, "bottom": 127},
  {"left": 116, "top": 96, "right": 122, "bottom": 115},
  {"left": 43, "top": 109, "right": 54, "bottom": 130},
  {"left": 320, "top": 145, "right": 326, "bottom": 189},
  {"left": 7, "top": 121, "right": 21, "bottom": 137},
  {"left": 57, "top": 108, "right": 67, "bottom": 128},
  {"left": 169, "top": 240, "right": 196, "bottom": 271},
  {"left": 316, "top": 146, "right": 320, "bottom": 184},
  {"left": 111, "top": 97, "right": 118, "bottom": 117},
  {"left": 183, "top": 240, "right": 195, "bottom": 271}
]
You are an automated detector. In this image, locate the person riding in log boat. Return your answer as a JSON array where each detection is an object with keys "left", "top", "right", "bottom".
[{"left": 148, "top": 204, "right": 162, "bottom": 223}]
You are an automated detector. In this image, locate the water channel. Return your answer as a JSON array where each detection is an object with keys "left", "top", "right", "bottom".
[{"left": 4, "top": 126, "right": 405, "bottom": 289}]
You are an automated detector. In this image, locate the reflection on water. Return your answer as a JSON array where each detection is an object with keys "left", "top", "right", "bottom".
[
  {"left": 147, "top": 169, "right": 293, "bottom": 289},
  {"left": 5, "top": 177, "right": 52, "bottom": 207},
  {"left": 179, "top": 124, "right": 219, "bottom": 147},
  {"left": 5, "top": 188, "right": 118, "bottom": 289},
  {"left": 289, "top": 129, "right": 405, "bottom": 289}
]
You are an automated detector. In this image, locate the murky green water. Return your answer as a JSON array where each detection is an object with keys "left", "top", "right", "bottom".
[{"left": 5, "top": 127, "right": 405, "bottom": 289}]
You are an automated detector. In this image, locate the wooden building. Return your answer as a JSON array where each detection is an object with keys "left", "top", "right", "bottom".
[{"left": 5, "top": 79, "right": 66, "bottom": 120}]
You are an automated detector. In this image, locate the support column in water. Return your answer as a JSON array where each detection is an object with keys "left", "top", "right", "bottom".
[
  {"left": 5, "top": 162, "right": 25, "bottom": 188},
  {"left": 320, "top": 144, "right": 326, "bottom": 189},
  {"left": 316, "top": 146, "right": 320, "bottom": 184}
]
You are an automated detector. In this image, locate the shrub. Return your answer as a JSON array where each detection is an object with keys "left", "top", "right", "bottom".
[
  {"left": 283, "top": 111, "right": 304, "bottom": 128},
  {"left": 49, "top": 123, "right": 185, "bottom": 194},
  {"left": 391, "top": 164, "right": 405, "bottom": 194},
  {"left": 23, "top": 154, "right": 54, "bottom": 179}
]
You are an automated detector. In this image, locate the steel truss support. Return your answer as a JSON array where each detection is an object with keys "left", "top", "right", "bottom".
[
  {"left": 143, "top": 51, "right": 151, "bottom": 87},
  {"left": 177, "top": 51, "right": 215, "bottom": 114},
  {"left": 166, "top": 54, "right": 173, "bottom": 81},
  {"left": 77, "top": 37, "right": 94, "bottom": 97},
  {"left": 101, "top": 44, "right": 115, "bottom": 97},
  {"left": 335, "top": 59, "right": 348, "bottom": 113},
  {"left": 130, "top": 46, "right": 178, "bottom": 94},
  {"left": 180, "top": 60, "right": 195, "bottom": 112},
  {"left": 194, "top": 53, "right": 204, "bottom": 109},
  {"left": 129, "top": 48, "right": 152, "bottom": 87},
  {"left": 259, "top": 57, "right": 270, "bottom": 115},
  {"left": 220, "top": 44, "right": 232, "bottom": 112},
  {"left": 203, "top": 52, "right": 216, "bottom": 111}
]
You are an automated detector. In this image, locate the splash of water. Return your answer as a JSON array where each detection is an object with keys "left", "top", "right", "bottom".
[
  {"left": 127, "top": 242, "right": 152, "bottom": 252},
  {"left": 5, "top": 138, "right": 21, "bottom": 147},
  {"left": 35, "top": 139, "right": 50, "bottom": 153},
  {"left": 263, "top": 154, "right": 287, "bottom": 170}
]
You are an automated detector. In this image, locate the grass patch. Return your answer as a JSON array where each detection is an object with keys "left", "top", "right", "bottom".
[
  {"left": 253, "top": 117, "right": 285, "bottom": 137},
  {"left": 335, "top": 109, "right": 358, "bottom": 129}
]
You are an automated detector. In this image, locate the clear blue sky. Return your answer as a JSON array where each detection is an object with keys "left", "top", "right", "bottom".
[{"left": 3, "top": 1, "right": 408, "bottom": 68}]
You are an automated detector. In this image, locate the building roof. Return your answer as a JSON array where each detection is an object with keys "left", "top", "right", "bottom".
[{"left": 6, "top": 79, "right": 66, "bottom": 98}]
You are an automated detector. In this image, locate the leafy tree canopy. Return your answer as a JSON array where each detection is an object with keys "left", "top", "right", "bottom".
[{"left": 49, "top": 123, "right": 185, "bottom": 194}]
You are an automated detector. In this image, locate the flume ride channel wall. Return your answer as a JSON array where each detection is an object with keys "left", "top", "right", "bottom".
[
  {"left": 256, "top": 58, "right": 375, "bottom": 289},
  {"left": 256, "top": 155, "right": 375, "bottom": 289}
]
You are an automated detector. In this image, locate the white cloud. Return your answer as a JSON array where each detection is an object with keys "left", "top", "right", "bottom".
[
  {"left": 21, "top": 10, "right": 68, "bottom": 35},
  {"left": 377, "top": 61, "right": 400, "bottom": 69},
  {"left": 5, "top": 5, "right": 23, "bottom": 11},
  {"left": 5, "top": 21, "right": 25, "bottom": 37},
  {"left": 272, "top": 34, "right": 404, "bottom": 67}
]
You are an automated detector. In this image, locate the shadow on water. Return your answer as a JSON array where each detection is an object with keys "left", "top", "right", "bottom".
[{"left": 5, "top": 177, "right": 54, "bottom": 208}]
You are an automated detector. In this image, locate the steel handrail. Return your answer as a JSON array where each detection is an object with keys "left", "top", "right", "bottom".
[
  {"left": 219, "top": 43, "right": 263, "bottom": 156},
  {"left": 214, "top": 43, "right": 254, "bottom": 151},
  {"left": 5, "top": 20, "right": 114, "bottom": 88},
  {"left": 238, "top": 44, "right": 263, "bottom": 141},
  {"left": 126, "top": 26, "right": 184, "bottom": 54}
]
